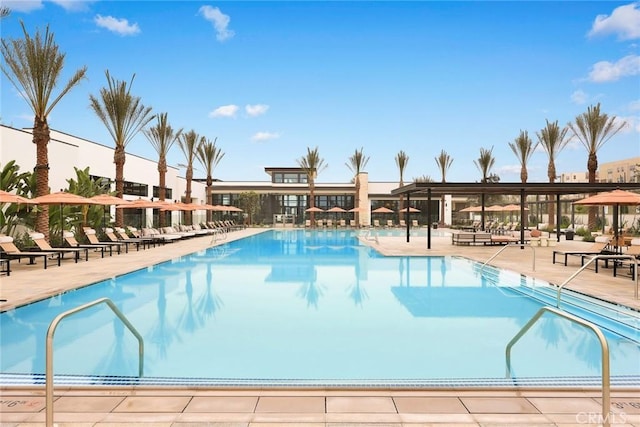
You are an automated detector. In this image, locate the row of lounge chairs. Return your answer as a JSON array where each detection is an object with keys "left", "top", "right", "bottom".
[{"left": 0, "top": 220, "right": 245, "bottom": 275}]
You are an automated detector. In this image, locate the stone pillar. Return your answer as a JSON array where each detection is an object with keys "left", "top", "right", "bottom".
[{"left": 357, "top": 172, "right": 370, "bottom": 227}]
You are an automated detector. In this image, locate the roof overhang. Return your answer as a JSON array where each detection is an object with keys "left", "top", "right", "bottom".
[{"left": 391, "top": 182, "right": 640, "bottom": 197}]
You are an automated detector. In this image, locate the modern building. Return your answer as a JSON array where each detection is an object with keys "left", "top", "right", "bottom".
[
  {"left": 598, "top": 157, "right": 640, "bottom": 183},
  {"left": 0, "top": 125, "right": 448, "bottom": 227}
]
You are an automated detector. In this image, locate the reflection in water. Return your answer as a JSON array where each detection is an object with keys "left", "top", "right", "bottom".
[
  {"left": 297, "top": 270, "right": 324, "bottom": 308},
  {"left": 149, "top": 280, "right": 178, "bottom": 359},
  {"left": 348, "top": 262, "right": 368, "bottom": 307},
  {"left": 196, "top": 263, "right": 223, "bottom": 321},
  {"left": 178, "top": 270, "right": 201, "bottom": 333}
]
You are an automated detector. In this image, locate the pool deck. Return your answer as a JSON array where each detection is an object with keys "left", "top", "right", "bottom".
[{"left": 1, "top": 227, "right": 639, "bottom": 426}]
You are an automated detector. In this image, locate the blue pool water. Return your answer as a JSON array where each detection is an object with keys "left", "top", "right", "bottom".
[{"left": 1, "top": 229, "right": 639, "bottom": 387}]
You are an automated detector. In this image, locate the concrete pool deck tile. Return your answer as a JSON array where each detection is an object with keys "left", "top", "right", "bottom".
[
  {"left": 175, "top": 411, "right": 254, "bottom": 423},
  {"left": 26, "top": 410, "right": 109, "bottom": 423},
  {"left": 0, "top": 396, "right": 45, "bottom": 412},
  {"left": 249, "top": 412, "right": 326, "bottom": 422},
  {"left": 254, "top": 396, "right": 325, "bottom": 413},
  {"left": 326, "top": 396, "right": 397, "bottom": 413},
  {"left": 98, "top": 411, "right": 179, "bottom": 423},
  {"left": 526, "top": 396, "right": 603, "bottom": 413},
  {"left": 393, "top": 396, "right": 468, "bottom": 413},
  {"left": 323, "top": 412, "right": 402, "bottom": 423},
  {"left": 52, "top": 395, "right": 125, "bottom": 412},
  {"left": 470, "top": 412, "right": 554, "bottom": 425},
  {"left": 396, "top": 412, "right": 478, "bottom": 424},
  {"left": 113, "top": 395, "right": 191, "bottom": 412},
  {"left": 459, "top": 396, "right": 540, "bottom": 414},
  {"left": 184, "top": 396, "right": 258, "bottom": 412}
]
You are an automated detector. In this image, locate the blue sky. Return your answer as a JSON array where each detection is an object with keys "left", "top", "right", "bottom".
[{"left": 1, "top": 1, "right": 639, "bottom": 184}]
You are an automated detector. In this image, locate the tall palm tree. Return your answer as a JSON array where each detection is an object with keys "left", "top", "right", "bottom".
[
  {"left": 474, "top": 146, "right": 496, "bottom": 183},
  {"left": 144, "top": 113, "right": 181, "bottom": 227},
  {"left": 1, "top": 6, "right": 10, "bottom": 18},
  {"left": 537, "top": 120, "right": 570, "bottom": 227},
  {"left": 508, "top": 130, "right": 537, "bottom": 184},
  {"left": 177, "top": 130, "right": 203, "bottom": 225},
  {"left": 568, "top": 103, "right": 627, "bottom": 229},
  {"left": 89, "top": 71, "right": 154, "bottom": 227},
  {"left": 196, "top": 137, "right": 225, "bottom": 222},
  {"left": 395, "top": 150, "right": 409, "bottom": 223},
  {"left": 345, "top": 147, "right": 369, "bottom": 226},
  {"left": 297, "top": 146, "right": 327, "bottom": 225},
  {"left": 435, "top": 149, "right": 453, "bottom": 225},
  {"left": 1, "top": 22, "right": 87, "bottom": 240}
]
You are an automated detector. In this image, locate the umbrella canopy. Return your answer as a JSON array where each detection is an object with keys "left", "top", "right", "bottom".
[
  {"left": 89, "top": 194, "right": 128, "bottom": 206},
  {"left": 574, "top": 189, "right": 640, "bottom": 250},
  {"left": 573, "top": 189, "right": 640, "bottom": 206},
  {"left": 326, "top": 206, "right": 347, "bottom": 213},
  {"left": 305, "top": 207, "right": 325, "bottom": 213},
  {"left": 485, "top": 205, "right": 504, "bottom": 212},
  {"left": 459, "top": 206, "right": 481, "bottom": 212},
  {"left": 31, "top": 191, "right": 98, "bottom": 206},
  {"left": 116, "top": 198, "right": 166, "bottom": 209},
  {"left": 348, "top": 207, "right": 365, "bottom": 213},
  {"left": 371, "top": 206, "right": 393, "bottom": 214},
  {"left": 397, "top": 206, "right": 420, "bottom": 213},
  {"left": 502, "top": 204, "right": 529, "bottom": 211},
  {"left": 160, "top": 202, "right": 202, "bottom": 211},
  {"left": 0, "top": 190, "right": 36, "bottom": 204}
]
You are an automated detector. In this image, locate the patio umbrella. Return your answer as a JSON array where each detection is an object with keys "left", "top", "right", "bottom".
[
  {"left": 397, "top": 206, "right": 420, "bottom": 213},
  {"left": 305, "top": 207, "right": 325, "bottom": 213},
  {"left": 326, "top": 206, "right": 347, "bottom": 225},
  {"left": 0, "top": 190, "right": 36, "bottom": 204},
  {"left": 31, "top": 191, "right": 99, "bottom": 242},
  {"left": 116, "top": 198, "right": 167, "bottom": 228},
  {"left": 460, "top": 206, "right": 481, "bottom": 212},
  {"left": 90, "top": 194, "right": 129, "bottom": 227},
  {"left": 574, "top": 189, "right": 640, "bottom": 250},
  {"left": 371, "top": 206, "right": 393, "bottom": 214}
]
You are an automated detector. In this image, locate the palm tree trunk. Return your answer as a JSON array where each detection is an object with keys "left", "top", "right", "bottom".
[
  {"left": 33, "top": 116, "right": 50, "bottom": 241},
  {"left": 309, "top": 179, "right": 316, "bottom": 224},
  {"left": 114, "top": 146, "right": 126, "bottom": 227},
  {"left": 158, "top": 159, "right": 167, "bottom": 227},
  {"left": 355, "top": 176, "right": 360, "bottom": 226},
  {"left": 185, "top": 166, "right": 193, "bottom": 225},
  {"left": 205, "top": 176, "right": 212, "bottom": 223},
  {"left": 587, "top": 152, "right": 598, "bottom": 230}
]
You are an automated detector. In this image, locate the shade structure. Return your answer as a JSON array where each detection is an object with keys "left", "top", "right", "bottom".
[
  {"left": 90, "top": 194, "right": 129, "bottom": 227},
  {"left": 30, "top": 191, "right": 99, "bottom": 242},
  {"left": 0, "top": 190, "right": 36, "bottom": 204},
  {"left": 502, "top": 204, "right": 529, "bottom": 212},
  {"left": 305, "top": 207, "right": 325, "bottom": 213},
  {"left": 371, "top": 206, "right": 393, "bottom": 214},
  {"left": 326, "top": 206, "right": 347, "bottom": 213},
  {"left": 397, "top": 206, "right": 420, "bottom": 213},
  {"left": 485, "top": 205, "right": 504, "bottom": 212},
  {"left": 116, "top": 198, "right": 167, "bottom": 228},
  {"left": 348, "top": 207, "right": 365, "bottom": 213},
  {"left": 574, "top": 189, "right": 640, "bottom": 250},
  {"left": 160, "top": 202, "right": 202, "bottom": 211},
  {"left": 459, "top": 206, "right": 481, "bottom": 213}
]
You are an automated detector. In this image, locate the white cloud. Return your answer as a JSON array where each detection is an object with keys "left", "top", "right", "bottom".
[
  {"left": 629, "top": 100, "right": 640, "bottom": 111},
  {"left": 94, "top": 14, "right": 141, "bottom": 36},
  {"left": 198, "top": 5, "right": 235, "bottom": 42},
  {"left": 245, "top": 104, "right": 269, "bottom": 117},
  {"left": 3, "top": 0, "right": 43, "bottom": 12},
  {"left": 587, "top": 54, "right": 640, "bottom": 82},
  {"left": 588, "top": 2, "right": 640, "bottom": 40},
  {"left": 50, "top": 0, "right": 95, "bottom": 12},
  {"left": 497, "top": 165, "right": 523, "bottom": 176},
  {"left": 251, "top": 131, "right": 280, "bottom": 142},
  {"left": 209, "top": 104, "right": 239, "bottom": 118},
  {"left": 571, "top": 89, "right": 588, "bottom": 105},
  {"left": 615, "top": 115, "right": 638, "bottom": 133}
]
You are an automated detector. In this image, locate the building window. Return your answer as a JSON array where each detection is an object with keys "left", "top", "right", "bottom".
[
  {"left": 153, "top": 186, "right": 172, "bottom": 199},
  {"left": 272, "top": 172, "right": 308, "bottom": 183},
  {"left": 90, "top": 175, "right": 112, "bottom": 191},
  {"left": 123, "top": 181, "right": 148, "bottom": 197}
]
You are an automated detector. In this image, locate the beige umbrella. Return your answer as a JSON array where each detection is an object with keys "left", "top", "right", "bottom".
[
  {"left": 459, "top": 205, "right": 481, "bottom": 213},
  {"left": 116, "top": 198, "right": 167, "bottom": 228},
  {"left": 371, "top": 206, "right": 393, "bottom": 214},
  {"left": 305, "top": 206, "right": 325, "bottom": 213},
  {"left": 397, "top": 206, "right": 420, "bottom": 213},
  {"left": 31, "top": 191, "right": 100, "bottom": 242},
  {"left": 90, "top": 194, "right": 129, "bottom": 227},
  {"left": 0, "top": 190, "right": 36, "bottom": 204},
  {"left": 574, "top": 189, "right": 640, "bottom": 249}
]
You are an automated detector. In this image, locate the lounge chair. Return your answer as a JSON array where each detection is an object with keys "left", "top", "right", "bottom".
[
  {"left": 399, "top": 220, "right": 406, "bottom": 228},
  {"left": 552, "top": 238, "right": 614, "bottom": 266},
  {"left": 412, "top": 219, "right": 419, "bottom": 228},
  {"left": 29, "top": 232, "right": 88, "bottom": 262},
  {"left": 386, "top": 219, "right": 394, "bottom": 228},
  {"left": 64, "top": 231, "right": 111, "bottom": 257},
  {"left": 373, "top": 219, "right": 381, "bottom": 228},
  {"left": 114, "top": 227, "right": 157, "bottom": 248},
  {"left": 103, "top": 227, "right": 144, "bottom": 251},
  {"left": 0, "top": 235, "right": 61, "bottom": 269},
  {"left": 349, "top": 219, "right": 356, "bottom": 228},
  {"left": 83, "top": 228, "right": 125, "bottom": 253},
  {"left": 339, "top": 219, "right": 346, "bottom": 228}
]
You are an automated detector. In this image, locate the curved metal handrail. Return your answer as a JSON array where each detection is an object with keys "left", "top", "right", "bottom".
[
  {"left": 46, "top": 298, "right": 144, "bottom": 427},
  {"left": 505, "top": 306, "right": 611, "bottom": 427},
  {"left": 480, "top": 242, "right": 536, "bottom": 272},
  {"left": 557, "top": 254, "right": 638, "bottom": 308}
]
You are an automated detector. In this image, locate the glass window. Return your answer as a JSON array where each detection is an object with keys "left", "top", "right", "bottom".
[
  {"left": 123, "top": 181, "right": 148, "bottom": 197},
  {"left": 153, "top": 186, "right": 172, "bottom": 199}
]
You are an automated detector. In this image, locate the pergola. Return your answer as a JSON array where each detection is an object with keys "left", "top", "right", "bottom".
[{"left": 391, "top": 182, "right": 640, "bottom": 249}]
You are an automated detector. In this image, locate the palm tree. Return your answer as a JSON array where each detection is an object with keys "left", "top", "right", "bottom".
[
  {"left": 89, "top": 71, "right": 154, "bottom": 227},
  {"left": 1, "top": 6, "right": 10, "bottom": 18},
  {"left": 537, "top": 120, "right": 570, "bottom": 227},
  {"left": 297, "top": 146, "right": 327, "bottom": 225},
  {"left": 196, "top": 137, "right": 225, "bottom": 222},
  {"left": 345, "top": 147, "right": 369, "bottom": 226},
  {"left": 508, "top": 130, "right": 537, "bottom": 184},
  {"left": 474, "top": 146, "right": 496, "bottom": 183},
  {"left": 395, "top": 150, "right": 409, "bottom": 223},
  {"left": 144, "top": 113, "right": 181, "bottom": 227},
  {"left": 177, "top": 130, "right": 203, "bottom": 225},
  {"left": 435, "top": 150, "right": 453, "bottom": 225},
  {"left": 1, "top": 22, "right": 87, "bottom": 241},
  {"left": 568, "top": 103, "right": 627, "bottom": 229}
]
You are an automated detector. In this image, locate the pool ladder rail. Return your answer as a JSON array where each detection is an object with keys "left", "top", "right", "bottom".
[{"left": 45, "top": 297, "right": 144, "bottom": 427}]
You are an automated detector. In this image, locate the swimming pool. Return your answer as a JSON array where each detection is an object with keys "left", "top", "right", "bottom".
[{"left": 1, "top": 229, "right": 639, "bottom": 387}]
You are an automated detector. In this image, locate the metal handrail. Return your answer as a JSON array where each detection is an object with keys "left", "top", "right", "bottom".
[
  {"left": 505, "top": 306, "right": 611, "bottom": 427},
  {"left": 46, "top": 297, "right": 144, "bottom": 427},
  {"left": 557, "top": 254, "right": 638, "bottom": 308},
  {"left": 480, "top": 242, "right": 536, "bottom": 272},
  {"left": 210, "top": 227, "right": 227, "bottom": 244}
]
